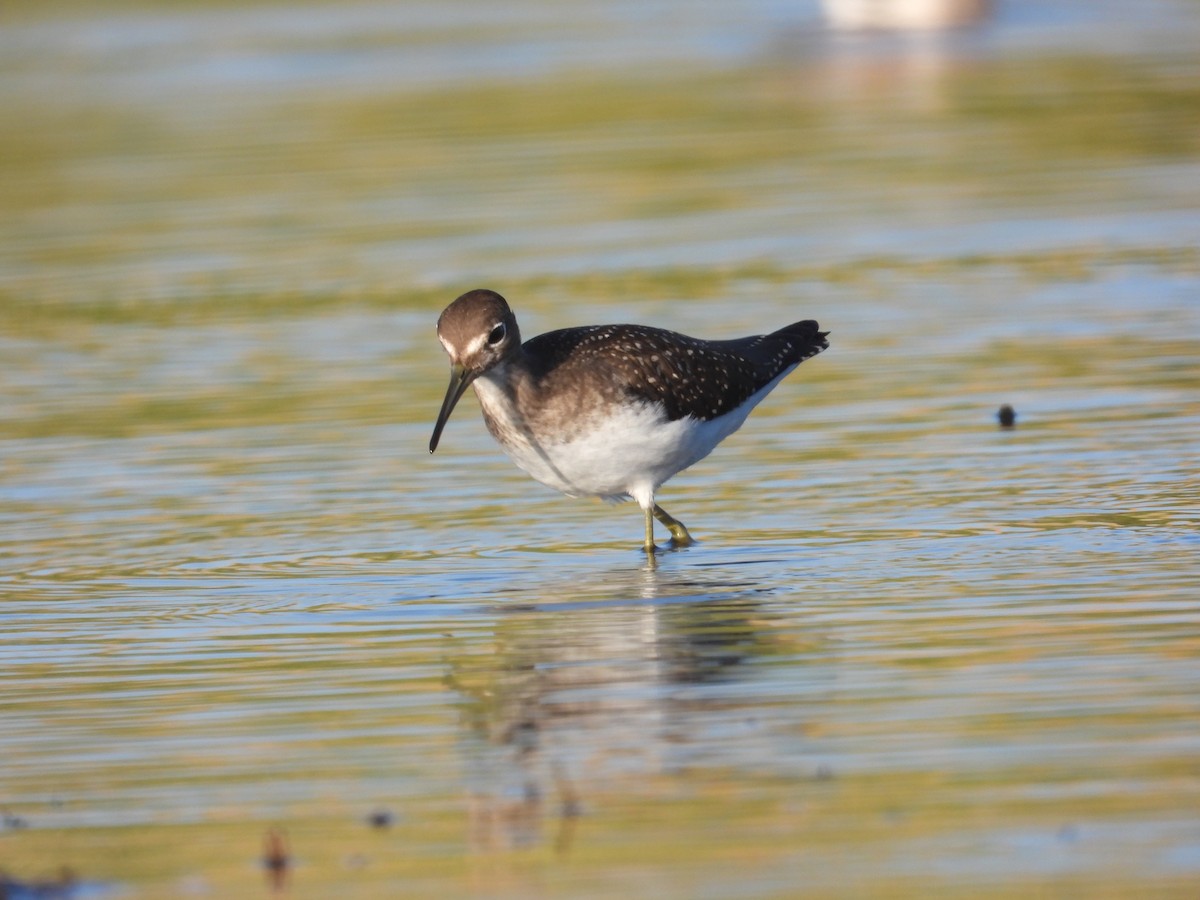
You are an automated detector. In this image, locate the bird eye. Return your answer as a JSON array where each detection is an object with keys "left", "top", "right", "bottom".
[{"left": 487, "top": 323, "right": 506, "bottom": 345}]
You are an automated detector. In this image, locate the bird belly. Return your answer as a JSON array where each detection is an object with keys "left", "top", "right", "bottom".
[
  {"left": 544, "top": 404, "right": 719, "bottom": 501},
  {"left": 472, "top": 369, "right": 793, "bottom": 503}
]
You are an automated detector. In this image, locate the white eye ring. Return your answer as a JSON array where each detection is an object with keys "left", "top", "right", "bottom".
[{"left": 487, "top": 323, "right": 506, "bottom": 345}]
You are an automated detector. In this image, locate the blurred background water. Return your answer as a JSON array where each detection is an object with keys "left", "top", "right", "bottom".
[{"left": 1, "top": 0, "right": 1198, "bottom": 897}]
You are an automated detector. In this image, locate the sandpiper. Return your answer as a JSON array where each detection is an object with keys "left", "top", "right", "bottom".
[{"left": 429, "top": 289, "right": 828, "bottom": 553}]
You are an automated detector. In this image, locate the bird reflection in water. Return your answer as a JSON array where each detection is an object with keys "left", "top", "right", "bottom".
[{"left": 446, "top": 567, "right": 778, "bottom": 856}]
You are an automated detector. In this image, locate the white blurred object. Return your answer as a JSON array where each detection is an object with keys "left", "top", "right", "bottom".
[{"left": 822, "top": 0, "right": 991, "bottom": 30}]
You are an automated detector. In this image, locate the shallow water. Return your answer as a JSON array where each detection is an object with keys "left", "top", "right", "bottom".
[{"left": 2, "top": 1, "right": 1199, "bottom": 897}]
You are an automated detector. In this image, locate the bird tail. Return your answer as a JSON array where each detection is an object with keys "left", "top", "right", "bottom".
[{"left": 774, "top": 320, "right": 829, "bottom": 363}]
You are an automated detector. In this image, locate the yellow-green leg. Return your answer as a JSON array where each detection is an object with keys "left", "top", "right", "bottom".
[
  {"left": 643, "top": 506, "right": 657, "bottom": 554},
  {"left": 653, "top": 503, "right": 695, "bottom": 547}
]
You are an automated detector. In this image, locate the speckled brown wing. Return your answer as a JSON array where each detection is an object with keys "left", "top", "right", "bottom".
[{"left": 522, "top": 320, "right": 828, "bottom": 423}]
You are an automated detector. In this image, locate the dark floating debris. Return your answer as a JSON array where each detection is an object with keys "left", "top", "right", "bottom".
[
  {"left": 998, "top": 404, "right": 1016, "bottom": 428},
  {"left": 1, "top": 808, "right": 30, "bottom": 830},
  {"left": 366, "top": 809, "right": 394, "bottom": 830},
  {"left": 0, "top": 866, "right": 79, "bottom": 900},
  {"left": 262, "top": 828, "right": 290, "bottom": 892}
]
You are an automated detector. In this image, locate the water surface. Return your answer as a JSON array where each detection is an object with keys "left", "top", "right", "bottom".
[{"left": 2, "top": 1, "right": 1199, "bottom": 897}]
